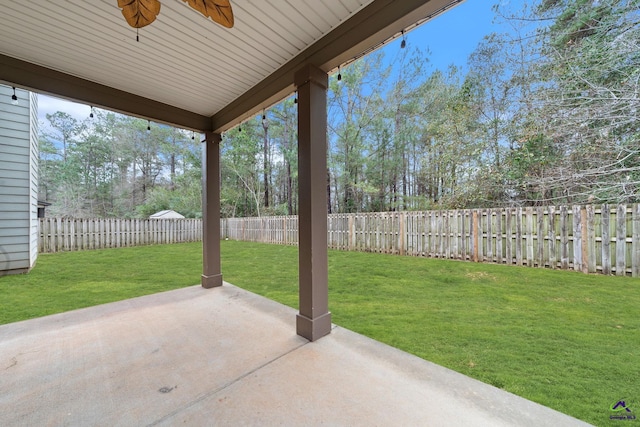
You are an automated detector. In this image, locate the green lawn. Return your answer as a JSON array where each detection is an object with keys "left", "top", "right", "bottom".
[
  {"left": 0, "top": 243, "right": 202, "bottom": 323},
  {"left": 1, "top": 240, "right": 638, "bottom": 426}
]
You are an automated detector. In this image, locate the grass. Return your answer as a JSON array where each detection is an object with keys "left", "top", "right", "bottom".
[
  {"left": 1, "top": 240, "right": 639, "bottom": 426},
  {"left": 0, "top": 244, "right": 201, "bottom": 323}
]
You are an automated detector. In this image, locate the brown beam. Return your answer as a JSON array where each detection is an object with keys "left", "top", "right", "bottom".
[
  {"left": 211, "top": 0, "right": 463, "bottom": 132},
  {"left": 0, "top": 54, "right": 212, "bottom": 132},
  {"left": 295, "top": 65, "right": 331, "bottom": 341},
  {"left": 201, "top": 132, "right": 223, "bottom": 289}
]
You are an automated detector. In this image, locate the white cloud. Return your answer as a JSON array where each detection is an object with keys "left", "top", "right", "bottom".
[{"left": 38, "top": 94, "right": 91, "bottom": 125}]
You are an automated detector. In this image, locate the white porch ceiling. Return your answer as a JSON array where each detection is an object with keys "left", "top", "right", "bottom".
[
  {"left": 0, "top": 0, "right": 370, "bottom": 116},
  {"left": 0, "top": 0, "right": 464, "bottom": 132}
]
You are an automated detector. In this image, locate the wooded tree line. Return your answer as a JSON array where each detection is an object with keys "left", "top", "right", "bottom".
[
  {"left": 40, "top": 0, "right": 639, "bottom": 218},
  {"left": 40, "top": 110, "right": 202, "bottom": 218}
]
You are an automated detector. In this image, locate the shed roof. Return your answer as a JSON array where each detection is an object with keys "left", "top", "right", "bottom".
[{"left": 150, "top": 210, "right": 185, "bottom": 219}]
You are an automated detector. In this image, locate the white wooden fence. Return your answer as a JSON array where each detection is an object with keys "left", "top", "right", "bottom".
[
  {"left": 222, "top": 205, "right": 640, "bottom": 277},
  {"left": 39, "top": 218, "right": 202, "bottom": 253}
]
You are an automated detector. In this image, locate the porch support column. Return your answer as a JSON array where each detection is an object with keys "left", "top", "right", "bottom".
[
  {"left": 201, "top": 131, "right": 223, "bottom": 288},
  {"left": 294, "top": 64, "right": 331, "bottom": 341}
]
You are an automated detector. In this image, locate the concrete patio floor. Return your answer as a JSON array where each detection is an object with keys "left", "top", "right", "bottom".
[{"left": 0, "top": 283, "right": 590, "bottom": 426}]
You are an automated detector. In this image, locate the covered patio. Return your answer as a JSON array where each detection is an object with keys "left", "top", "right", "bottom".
[
  {"left": 0, "top": 0, "right": 475, "bottom": 343},
  {"left": 0, "top": 0, "right": 589, "bottom": 424},
  {"left": 0, "top": 284, "right": 588, "bottom": 425}
]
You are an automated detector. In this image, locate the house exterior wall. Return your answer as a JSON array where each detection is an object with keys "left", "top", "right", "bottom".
[{"left": 0, "top": 85, "right": 39, "bottom": 275}]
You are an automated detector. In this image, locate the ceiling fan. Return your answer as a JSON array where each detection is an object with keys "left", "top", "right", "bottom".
[{"left": 117, "top": 0, "right": 234, "bottom": 29}]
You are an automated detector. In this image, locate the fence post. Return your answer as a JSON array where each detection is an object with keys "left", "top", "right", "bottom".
[
  {"left": 536, "top": 207, "right": 544, "bottom": 267},
  {"left": 399, "top": 212, "right": 405, "bottom": 256},
  {"left": 438, "top": 211, "right": 445, "bottom": 258},
  {"left": 581, "top": 206, "right": 589, "bottom": 274},
  {"left": 559, "top": 206, "right": 569, "bottom": 269},
  {"left": 586, "top": 205, "right": 596, "bottom": 273},
  {"left": 505, "top": 208, "right": 512, "bottom": 264},
  {"left": 495, "top": 209, "right": 502, "bottom": 263},
  {"left": 632, "top": 204, "right": 640, "bottom": 277},
  {"left": 573, "top": 205, "right": 582, "bottom": 272},
  {"left": 548, "top": 206, "right": 556, "bottom": 269},
  {"left": 616, "top": 204, "right": 627, "bottom": 276},
  {"left": 347, "top": 215, "right": 354, "bottom": 250},
  {"left": 459, "top": 210, "right": 466, "bottom": 260},
  {"left": 515, "top": 208, "right": 523, "bottom": 266},
  {"left": 472, "top": 210, "right": 479, "bottom": 262},
  {"left": 486, "top": 209, "right": 493, "bottom": 262},
  {"left": 526, "top": 207, "right": 534, "bottom": 267}
]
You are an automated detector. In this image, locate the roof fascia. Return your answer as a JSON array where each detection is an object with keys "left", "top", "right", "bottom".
[{"left": 0, "top": 54, "right": 212, "bottom": 132}]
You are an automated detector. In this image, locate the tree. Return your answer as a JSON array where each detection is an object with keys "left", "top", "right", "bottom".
[
  {"left": 221, "top": 122, "right": 263, "bottom": 217},
  {"left": 45, "top": 112, "right": 85, "bottom": 162},
  {"left": 269, "top": 97, "right": 298, "bottom": 215},
  {"left": 328, "top": 54, "right": 389, "bottom": 212},
  {"left": 532, "top": 0, "right": 640, "bottom": 203},
  {"left": 38, "top": 1, "right": 640, "bottom": 216},
  {"left": 40, "top": 108, "right": 204, "bottom": 218},
  {"left": 38, "top": 136, "right": 60, "bottom": 203}
]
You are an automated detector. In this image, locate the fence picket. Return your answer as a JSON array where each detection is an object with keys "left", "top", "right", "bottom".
[
  {"left": 586, "top": 205, "right": 596, "bottom": 273},
  {"left": 633, "top": 204, "right": 640, "bottom": 277},
  {"left": 616, "top": 205, "right": 627, "bottom": 276},
  {"left": 573, "top": 206, "right": 583, "bottom": 272},
  {"left": 515, "top": 208, "right": 523, "bottom": 265},
  {"left": 560, "top": 207, "right": 569, "bottom": 269},
  {"left": 536, "top": 207, "right": 544, "bottom": 267},
  {"left": 601, "top": 205, "right": 611, "bottom": 275},
  {"left": 505, "top": 208, "right": 512, "bottom": 264},
  {"left": 547, "top": 206, "right": 555, "bottom": 268}
]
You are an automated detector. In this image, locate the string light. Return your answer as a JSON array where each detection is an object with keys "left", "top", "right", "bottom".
[
  {"left": 262, "top": 110, "right": 266, "bottom": 124},
  {"left": 400, "top": 30, "right": 406, "bottom": 49},
  {"left": 333, "top": 1, "right": 462, "bottom": 78},
  {"left": 11, "top": 87, "right": 18, "bottom": 105},
  {"left": 147, "top": 120, "right": 151, "bottom": 133},
  {"left": 337, "top": 66, "right": 342, "bottom": 82},
  {"left": 191, "top": 131, "right": 195, "bottom": 140},
  {"left": 89, "top": 106, "right": 94, "bottom": 118}
]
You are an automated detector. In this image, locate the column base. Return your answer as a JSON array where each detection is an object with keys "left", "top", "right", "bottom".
[
  {"left": 296, "top": 312, "right": 332, "bottom": 341},
  {"left": 201, "top": 273, "right": 223, "bottom": 289}
]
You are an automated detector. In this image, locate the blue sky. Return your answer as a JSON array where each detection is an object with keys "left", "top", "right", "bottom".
[
  {"left": 385, "top": 0, "right": 528, "bottom": 70},
  {"left": 38, "top": 0, "right": 525, "bottom": 126}
]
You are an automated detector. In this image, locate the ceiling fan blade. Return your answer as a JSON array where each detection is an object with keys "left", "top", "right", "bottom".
[
  {"left": 117, "top": 0, "right": 161, "bottom": 28},
  {"left": 182, "top": 0, "right": 234, "bottom": 28}
]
